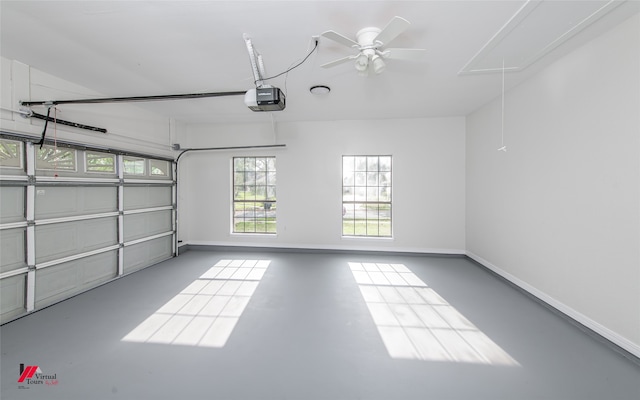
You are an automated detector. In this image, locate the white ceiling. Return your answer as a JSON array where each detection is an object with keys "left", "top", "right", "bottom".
[{"left": 1, "top": 0, "right": 638, "bottom": 125}]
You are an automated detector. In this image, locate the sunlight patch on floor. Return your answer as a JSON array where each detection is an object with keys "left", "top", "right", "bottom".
[
  {"left": 349, "top": 262, "right": 519, "bottom": 366},
  {"left": 122, "top": 259, "right": 270, "bottom": 347}
]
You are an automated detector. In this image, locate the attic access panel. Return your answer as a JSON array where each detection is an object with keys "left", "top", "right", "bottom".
[{"left": 459, "top": 0, "right": 624, "bottom": 74}]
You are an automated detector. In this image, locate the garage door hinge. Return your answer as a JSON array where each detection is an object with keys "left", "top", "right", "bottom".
[
  {"left": 27, "top": 264, "right": 36, "bottom": 271},
  {"left": 27, "top": 175, "right": 36, "bottom": 184},
  {"left": 26, "top": 220, "right": 36, "bottom": 226}
]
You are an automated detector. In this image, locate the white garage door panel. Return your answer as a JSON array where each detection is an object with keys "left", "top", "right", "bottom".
[
  {"left": 35, "top": 217, "right": 118, "bottom": 264},
  {"left": 35, "top": 186, "right": 117, "bottom": 219},
  {"left": 35, "top": 250, "right": 118, "bottom": 309},
  {"left": 124, "top": 210, "right": 172, "bottom": 242},
  {"left": 0, "top": 167, "right": 26, "bottom": 177},
  {"left": 124, "top": 236, "right": 173, "bottom": 274},
  {"left": 1, "top": 138, "right": 176, "bottom": 323},
  {"left": 0, "top": 186, "right": 25, "bottom": 223},
  {"left": 0, "top": 273, "right": 26, "bottom": 323},
  {"left": 123, "top": 186, "right": 172, "bottom": 210},
  {"left": 1, "top": 228, "right": 26, "bottom": 274}
]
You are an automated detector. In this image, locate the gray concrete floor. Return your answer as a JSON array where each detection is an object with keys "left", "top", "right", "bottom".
[{"left": 1, "top": 248, "right": 639, "bottom": 399}]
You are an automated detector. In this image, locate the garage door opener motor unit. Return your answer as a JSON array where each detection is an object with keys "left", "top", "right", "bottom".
[{"left": 244, "top": 86, "right": 285, "bottom": 112}]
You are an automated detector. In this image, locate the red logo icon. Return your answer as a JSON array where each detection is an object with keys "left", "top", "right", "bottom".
[{"left": 18, "top": 364, "right": 41, "bottom": 383}]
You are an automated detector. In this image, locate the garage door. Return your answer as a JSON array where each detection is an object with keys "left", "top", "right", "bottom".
[{"left": 0, "top": 135, "right": 176, "bottom": 323}]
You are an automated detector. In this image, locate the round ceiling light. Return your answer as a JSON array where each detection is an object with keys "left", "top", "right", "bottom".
[{"left": 309, "top": 85, "right": 330, "bottom": 95}]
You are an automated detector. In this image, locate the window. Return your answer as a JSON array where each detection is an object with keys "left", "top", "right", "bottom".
[
  {"left": 0, "top": 139, "right": 22, "bottom": 168},
  {"left": 150, "top": 159, "right": 170, "bottom": 177},
  {"left": 233, "top": 157, "right": 276, "bottom": 234},
  {"left": 123, "top": 157, "right": 145, "bottom": 175},
  {"left": 342, "top": 155, "right": 392, "bottom": 237},
  {"left": 36, "top": 145, "right": 76, "bottom": 171},
  {"left": 85, "top": 151, "right": 116, "bottom": 173}
]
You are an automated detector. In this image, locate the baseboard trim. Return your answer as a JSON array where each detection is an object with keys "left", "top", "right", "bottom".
[
  {"left": 180, "top": 242, "right": 466, "bottom": 258},
  {"left": 466, "top": 251, "right": 640, "bottom": 363}
]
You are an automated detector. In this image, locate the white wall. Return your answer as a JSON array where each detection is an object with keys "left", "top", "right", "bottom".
[
  {"left": 0, "top": 58, "right": 174, "bottom": 158},
  {"left": 466, "top": 14, "right": 640, "bottom": 354},
  {"left": 179, "top": 117, "right": 466, "bottom": 253}
]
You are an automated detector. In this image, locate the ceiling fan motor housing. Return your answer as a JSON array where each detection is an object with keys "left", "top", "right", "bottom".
[{"left": 356, "top": 27, "right": 382, "bottom": 48}]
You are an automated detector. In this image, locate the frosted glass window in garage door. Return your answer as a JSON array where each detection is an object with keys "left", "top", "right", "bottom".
[
  {"left": 0, "top": 139, "right": 22, "bottom": 169},
  {"left": 36, "top": 145, "right": 76, "bottom": 171},
  {"left": 86, "top": 151, "right": 116, "bottom": 173}
]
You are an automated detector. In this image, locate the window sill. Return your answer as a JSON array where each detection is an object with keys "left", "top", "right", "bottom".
[
  {"left": 230, "top": 232, "right": 278, "bottom": 237},
  {"left": 341, "top": 235, "right": 394, "bottom": 240}
]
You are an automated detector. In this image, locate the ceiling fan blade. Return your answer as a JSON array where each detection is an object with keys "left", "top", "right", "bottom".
[
  {"left": 320, "top": 56, "right": 355, "bottom": 69},
  {"left": 374, "top": 16, "right": 410, "bottom": 46},
  {"left": 321, "top": 30, "right": 358, "bottom": 48},
  {"left": 382, "top": 48, "right": 427, "bottom": 61}
]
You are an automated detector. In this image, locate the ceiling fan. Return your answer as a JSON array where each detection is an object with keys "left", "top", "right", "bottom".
[{"left": 321, "top": 16, "right": 426, "bottom": 75}]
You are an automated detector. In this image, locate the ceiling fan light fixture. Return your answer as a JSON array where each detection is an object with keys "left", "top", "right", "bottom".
[
  {"left": 320, "top": 16, "right": 426, "bottom": 76},
  {"left": 354, "top": 53, "right": 369, "bottom": 72},
  {"left": 371, "top": 54, "right": 386, "bottom": 74}
]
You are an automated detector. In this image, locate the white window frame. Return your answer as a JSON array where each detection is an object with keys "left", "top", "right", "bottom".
[
  {"left": 342, "top": 155, "right": 392, "bottom": 238},
  {"left": 232, "top": 156, "right": 277, "bottom": 234}
]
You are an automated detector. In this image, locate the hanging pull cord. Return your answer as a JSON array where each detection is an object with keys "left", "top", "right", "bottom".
[
  {"left": 498, "top": 59, "right": 507, "bottom": 152},
  {"left": 36, "top": 106, "right": 52, "bottom": 149},
  {"left": 53, "top": 107, "right": 59, "bottom": 178}
]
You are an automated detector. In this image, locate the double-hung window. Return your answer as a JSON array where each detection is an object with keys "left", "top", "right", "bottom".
[
  {"left": 342, "top": 155, "right": 392, "bottom": 237},
  {"left": 233, "top": 156, "right": 276, "bottom": 234}
]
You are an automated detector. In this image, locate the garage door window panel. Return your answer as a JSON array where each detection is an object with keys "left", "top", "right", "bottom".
[
  {"left": 0, "top": 139, "right": 23, "bottom": 170},
  {"left": 36, "top": 145, "right": 76, "bottom": 171}
]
